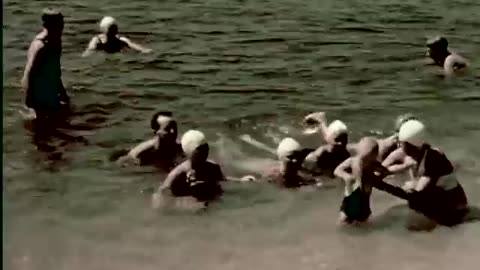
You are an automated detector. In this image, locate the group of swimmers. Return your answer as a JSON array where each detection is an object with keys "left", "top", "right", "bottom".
[{"left": 20, "top": 8, "right": 472, "bottom": 230}]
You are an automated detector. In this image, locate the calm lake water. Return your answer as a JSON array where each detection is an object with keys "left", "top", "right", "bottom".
[{"left": 3, "top": 0, "right": 480, "bottom": 269}]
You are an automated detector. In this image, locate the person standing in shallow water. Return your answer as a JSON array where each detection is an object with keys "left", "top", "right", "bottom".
[
  {"left": 426, "top": 36, "right": 468, "bottom": 76},
  {"left": 21, "top": 8, "right": 70, "bottom": 122},
  {"left": 334, "top": 137, "right": 409, "bottom": 225},
  {"left": 82, "top": 16, "right": 151, "bottom": 57},
  {"left": 382, "top": 120, "right": 469, "bottom": 228}
]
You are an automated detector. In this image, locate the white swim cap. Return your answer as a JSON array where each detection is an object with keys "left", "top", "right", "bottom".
[
  {"left": 100, "top": 16, "right": 116, "bottom": 33},
  {"left": 326, "top": 120, "right": 348, "bottom": 142},
  {"left": 277, "top": 137, "right": 301, "bottom": 161},
  {"left": 398, "top": 120, "right": 426, "bottom": 147},
  {"left": 395, "top": 113, "right": 417, "bottom": 131},
  {"left": 181, "top": 130, "right": 207, "bottom": 157}
]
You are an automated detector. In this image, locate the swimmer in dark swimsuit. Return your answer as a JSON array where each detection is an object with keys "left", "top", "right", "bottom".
[
  {"left": 21, "top": 8, "right": 70, "bottom": 121},
  {"left": 303, "top": 118, "right": 351, "bottom": 178},
  {"left": 116, "top": 111, "right": 184, "bottom": 171},
  {"left": 383, "top": 120, "right": 469, "bottom": 228},
  {"left": 152, "top": 130, "right": 225, "bottom": 208},
  {"left": 334, "top": 137, "right": 394, "bottom": 225},
  {"left": 425, "top": 36, "right": 468, "bottom": 76},
  {"left": 258, "top": 138, "right": 318, "bottom": 188},
  {"left": 82, "top": 16, "right": 151, "bottom": 57}
]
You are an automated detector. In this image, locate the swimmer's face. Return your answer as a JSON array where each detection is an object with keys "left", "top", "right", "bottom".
[
  {"left": 400, "top": 142, "right": 420, "bottom": 156},
  {"left": 332, "top": 133, "right": 348, "bottom": 147},
  {"left": 191, "top": 144, "right": 209, "bottom": 168},
  {"left": 154, "top": 117, "right": 177, "bottom": 142},
  {"left": 283, "top": 151, "right": 303, "bottom": 170}
]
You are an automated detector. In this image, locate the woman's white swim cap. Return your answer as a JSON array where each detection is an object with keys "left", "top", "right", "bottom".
[
  {"left": 277, "top": 137, "right": 301, "bottom": 161},
  {"left": 181, "top": 130, "right": 207, "bottom": 157},
  {"left": 398, "top": 120, "right": 426, "bottom": 147},
  {"left": 100, "top": 16, "right": 116, "bottom": 33}
]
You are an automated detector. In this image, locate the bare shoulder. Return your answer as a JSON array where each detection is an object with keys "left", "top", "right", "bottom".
[
  {"left": 339, "top": 157, "right": 353, "bottom": 168},
  {"left": 445, "top": 53, "right": 468, "bottom": 67},
  {"left": 30, "top": 38, "right": 45, "bottom": 51},
  {"left": 170, "top": 161, "right": 189, "bottom": 176}
]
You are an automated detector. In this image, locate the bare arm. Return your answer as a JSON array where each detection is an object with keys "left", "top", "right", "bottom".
[
  {"left": 334, "top": 158, "right": 357, "bottom": 196},
  {"left": 152, "top": 166, "right": 184, "bottom": 209},
  {"left": 334, "top": 158, "right": 353, "bottom": 181},
  {"left": 303, "top": 146, "right": 327, "bottom": 171},
  {"left": 415, "top": 176, "right": 432, "bottom": 192},
  {"left": 127, "top": 138, "right": 156, "bottom": 159},
  {"left": 382, "top": 148, "right": 415, "bottom": 174},
  {"left": 82, "top": 37, "right": 100, "bottom": 57},
  {"left": 21, "top": 40, "right": 44, "bottom": 92},
  {"left": 119, "top": 37, "right": 151, "bottom": 53},
  {"left": 303, "top": 112, "right": 329, "bottom": 141},
  {"left": 157, "top": 166, "right": 183, "bottom": 194}
]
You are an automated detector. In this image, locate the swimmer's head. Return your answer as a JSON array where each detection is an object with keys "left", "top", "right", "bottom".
[
  {"left": 427, "top": 36, "right": 449, "bottom": 61},
  {"left": 427, "top": 36, "right": 448, "bottom": 50},
  {"left": 356, "top": 137, "right": 379, "bottom": 162},
  {"left": 100, "top": 16, "right": 118, "bottom": 35},
  {"left": 181, "top": 130, "right": 209, "bottom": 166},
  {"left": 398, "top": 120, "right": 426, "bottom": 150},
  {"left": 395, "top": 113, "right": 417, "bottom": 132},
  {"left": 326, "top": 120, "right": 348, "bottom": 146},
  {"left": 277, "top": 138, "right": 301, "bottom": 162},
  {"left": 42, "top": 8, "right": 64, "bottom": 33},
  {"left": 150, "top": 111, "right": 177, "bottom": 142}
]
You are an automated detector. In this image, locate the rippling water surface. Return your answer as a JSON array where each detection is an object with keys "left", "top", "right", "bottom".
[{"left": 3, "top": 0, "right": 480, "bottom": 269}]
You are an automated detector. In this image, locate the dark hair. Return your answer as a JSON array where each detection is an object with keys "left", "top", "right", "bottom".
[
  {"left": 150, "top": 111, "right": 173, "bottom": 130},
  {"left": 42, "top": 8, "right": 63, "bottom": 27},
  {"left": 427, "top": 36, "right": 448, "bottom": 49}
]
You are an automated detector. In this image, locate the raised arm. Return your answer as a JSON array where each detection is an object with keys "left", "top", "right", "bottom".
[
  {"left": 119, "top": 36, "right": 151, "bottom": 53},
  {"left": 152, "top": 165, "right": 184, "bottom": 209},
  {"left": 82, "top": 37, "right": 100, "bottom": 57}
]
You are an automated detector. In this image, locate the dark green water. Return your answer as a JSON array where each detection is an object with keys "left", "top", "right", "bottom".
[{"left": 3, "top": 0, "right": 480, "bottom": 269}]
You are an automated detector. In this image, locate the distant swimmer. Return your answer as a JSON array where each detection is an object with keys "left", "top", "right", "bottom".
[
  {"left": 382, "top": 120, "right": 469, "bottom": 228},
  {"left": 152, "top": 130, "right": 225, "bottom": 209},
  {"left": 21, "top": 8, "right": 70, "bottom": 121},
  {"left": 116, "top": 111, "right": 184, "bottom": 171},
  {"left": 82, "top": 16, "right": 151, "bottom": 57},
  {"left": 260, "top": 138, "right": 318, "bottom": 188},
  {"left": 426, "top": 36, "right": 468, "bottom": 76},
  {"left": 303, "top": 117, "right": 351, "bottom": 177}
]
